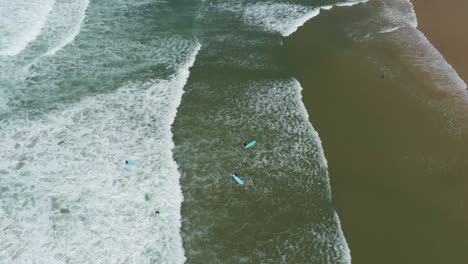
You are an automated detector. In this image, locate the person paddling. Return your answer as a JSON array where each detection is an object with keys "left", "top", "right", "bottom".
[
  {"left": 243, "top": 140, "right": 256, "bottom": 149},
  {"left": 231, "top": 172, "right": 244, "bottom": 185}
]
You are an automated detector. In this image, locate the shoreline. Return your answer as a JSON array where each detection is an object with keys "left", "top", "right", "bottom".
[
  {"left": 284, "top": 2, "right": 468, "bottom": 263},
  {"left": 410, "top": 0, "right": 468, "bottom": 86}
]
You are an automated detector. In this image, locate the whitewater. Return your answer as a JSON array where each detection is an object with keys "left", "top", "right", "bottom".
[
  {"left": 0, "top": 0, "right": 199, "bottom": 262},
  {"left": 2, "top": 0, "right": 465, "bottom": 263},
  {"left": 0, "top": 35, "right": 200, "bottom": 264}
]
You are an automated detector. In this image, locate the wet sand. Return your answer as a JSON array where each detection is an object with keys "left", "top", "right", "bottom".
[
  {"left": 411, "top": 0, "right": 468, "bottom": 84},
  {"left": 284, "top": 5, "right": 468, "bottom": 264}
]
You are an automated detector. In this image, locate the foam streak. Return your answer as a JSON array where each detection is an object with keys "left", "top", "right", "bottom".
[
  {"left": 0, "top": 40, "right": 201, "bottom": 263},
  {"left": 44, "top": 0, "right": 90, "bottom": 56},
  {"left": 0, "top": 0, "right": 55, "bottom": 56}
]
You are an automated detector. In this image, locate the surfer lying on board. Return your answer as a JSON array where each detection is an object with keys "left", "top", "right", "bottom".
[
  {"left": 243, "top": 140, "right": 256, "bottom": 149},
  {"left": 155, "top": 211, "right": 160, "bottom": 216},
  {"left": 231, "top": 172, "right": 244, "bottom": 185}
]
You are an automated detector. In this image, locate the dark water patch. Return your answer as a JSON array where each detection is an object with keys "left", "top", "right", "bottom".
[{"left": 285, "top": 2, "right": 468, "bottom": 263}]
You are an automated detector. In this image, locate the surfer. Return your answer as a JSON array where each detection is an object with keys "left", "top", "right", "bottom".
[
  {"left": 380, "top": 73, "right": 385, "bottom": 79},
  {"left": 231, "top": 172, "right": 237, "bottom": 179},
  {"left": 124, "top": 160, "right": 137, "bottom": 167},
  {"left": 243, "top": 140, "right": 256, "bottom": 149},
  {"left": 155, "top": 210, "right": 160, "bottom": 216},
  {"left": 231, "top": 172, "right": 244, "bottom": 185}
]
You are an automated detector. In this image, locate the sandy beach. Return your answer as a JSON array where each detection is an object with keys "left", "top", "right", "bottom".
[
  {"left": 411, "top": 0, "right": 468, "bottom": 85},
  {"left": 285, "top": 2, "right": 468, "bottom": 263}
]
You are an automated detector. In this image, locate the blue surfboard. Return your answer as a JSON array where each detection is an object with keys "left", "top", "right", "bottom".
[
  {"left": 124, "top": 162, "right": 136, "bottom": 167},
  {"left": 232, "top": 174, "right": 244, "bottom": 185},
  {"left": 244, "top": 140, "right": 256, "bottom": 149}
]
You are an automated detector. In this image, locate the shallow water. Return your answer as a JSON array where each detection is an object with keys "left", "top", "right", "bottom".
[{"left": 285, "top": 0, "right": 468, "bottom": 263}]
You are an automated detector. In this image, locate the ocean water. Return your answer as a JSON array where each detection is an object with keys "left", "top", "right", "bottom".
[
  {"left": 337, "top": 0, "right": 468, "bottom": 136},
  {"left": 0, "top": 0, "right": 198, "bottom": 262},
  {"left": 1, "top": 0, "right": 465, "bottom": 263},
  {"left": 284, "top": 0, "right": 468, "bottom": 263}
]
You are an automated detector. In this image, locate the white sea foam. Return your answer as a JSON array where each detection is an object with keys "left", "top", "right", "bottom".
[
  {"left": 243, "top": 3, "right": 321, "bottom": 37},
  {"left": 292, "top": 78, "right": 328, "bottom": 169},
  {"left": 0, "top": 0, "right": 55, "bottom": 56},
  {"left": 395, "top": 26, "right": 468, "bottom": 137},
  {"left": 380, "top": 0, "right": 417, "bottom": 28},
  {"left": 357, "top": 0, "right": 467, "bottom": 93},
  {"left": 207, "top": 78, "right": 349, "bottom": 261},
  {"left": 218, "top": 79, "right": 331, "bottom": 180},
  {"left": 242, "top": 1, "right": 369, "bottom": 37},
  {"left": 44, "top": 0, "right": 90, "bottom": 56},
  {"left": 0, "top": 89, "right": 8, "bottom": 111},
  {"left": 336, "top": 0, "right": 368, "bottom": 7},
  {"left": 0, "top": 40, "right": 200, "bottom": 263},
  {"left": 379, "top": 25, "right": 403, "bottom": 34},
  {"left": 333, "top": 211, "right": 352, "bottom": 264},
  {"left": 337, "top": 0, "right": 466, "bottom": 94}
]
